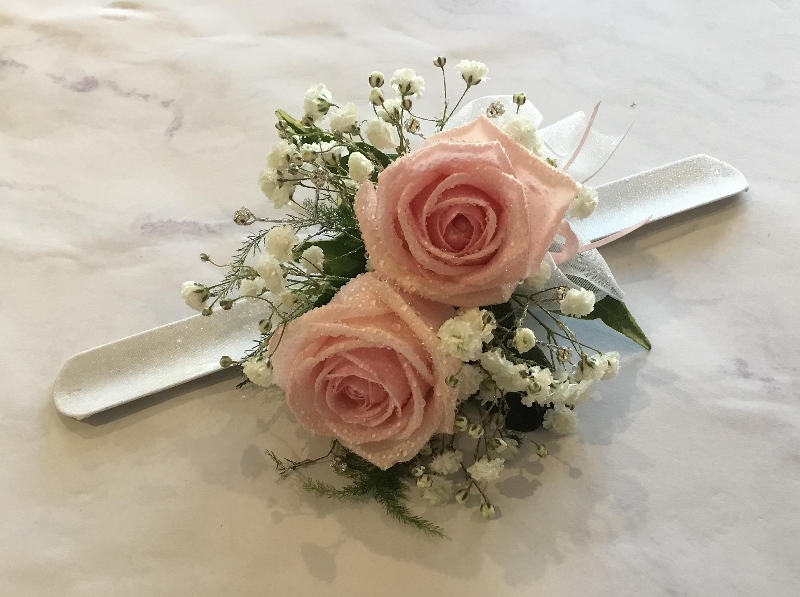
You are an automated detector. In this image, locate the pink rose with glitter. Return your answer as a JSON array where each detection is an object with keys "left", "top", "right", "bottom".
[
  {"left": 355, "top": 116, "right": 579, "bottom": 307},
  {"left": 270, "top": 273, "right": 460, "bottom": 470}
]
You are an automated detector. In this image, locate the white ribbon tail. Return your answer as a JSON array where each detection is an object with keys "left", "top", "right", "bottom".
[{"left": 569, "top": 154, "right": 748, "bottom": 243}]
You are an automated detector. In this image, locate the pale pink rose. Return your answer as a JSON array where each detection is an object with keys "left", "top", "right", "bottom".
[
  {"left": 355, "top": 116, "right": 579, "bottom": 307},
  {"left": 270, "top": 273, "right": 460, "bottom": 470}
]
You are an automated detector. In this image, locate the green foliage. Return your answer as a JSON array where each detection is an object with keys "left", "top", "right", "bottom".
[
  {"left": 275, "top": 109, "right": 311, "bottom": 135},
  {"left": 574, "top": 296, "right": 652, "bottom": 350},
  {"left": 353, "top": 142, "right": 393, "bottom": 169},
  {"left": 301, "top": 451, "right": 446, "bottom": 538},
  {"left": 295, "top": 233, "right": 367, "bottom": 280}
]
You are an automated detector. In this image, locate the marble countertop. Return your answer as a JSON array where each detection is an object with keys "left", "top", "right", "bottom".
[{"left": 2, "top": 0, "right": 798, "bottom": 595}]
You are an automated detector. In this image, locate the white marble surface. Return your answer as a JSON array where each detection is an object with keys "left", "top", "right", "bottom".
[{"left": 2, "top": 0, "right": 799, "bottom": 595}]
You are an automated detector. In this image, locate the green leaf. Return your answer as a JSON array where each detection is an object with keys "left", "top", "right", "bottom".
[
  {"left": 275, "top": 109, "right": 310, "bottom": 134},
  {"left": 577, "top": 296, "right": 652, "bottom": 350},
  {"left": 295, "top": 232, "right": 367, "bottom": 280},
  {"left": 353, "top": 142, "right": 393, "bottom": 169}
]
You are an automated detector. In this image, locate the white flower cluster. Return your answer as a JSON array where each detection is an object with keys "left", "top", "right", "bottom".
[
  {"left": 242, "top": 356, "right": 273, "bottom": 387},
  {"left": 258, "top": 139, "right": 303, "bottom": 209},
  {"left": 437, "top": 308, "right": 496, "bottom": 362},
  {"left": 568, "top": 184, "right": 599, "bottom": 219},
  {"left": 455, "top": 60, "right": 489, "bottom": 86},
  {"left": 504, "top": 114, "right": 542, "bottom": 156}
]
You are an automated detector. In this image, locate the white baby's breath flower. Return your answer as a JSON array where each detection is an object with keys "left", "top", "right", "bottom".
[
  {"left": 266, "top": 139, "right": 300, "bottom": 171},
  {"left": 379, "top": 98, "right": 402, "bottom": 122},
  {"left": 390, "top": 68, "right": 425, "bottom": 97},
  {"left": 420, "top": 475, "right": 454, "bottom": 506},
  {"left": 480, "top": 502, "right": 496, "bottom": 520},
  {"left": 455, "top": 60, "right": 489, "bottom": 85},
  {"left": 347, "top": 152, "right": 374, "bottom": 183},
  {"left": 437, "top": 308, "right": 495, "bottom": 362},
  {"left": 369, "top": 87, "right": 384, "bottom": 106},
  {"left": 242, "top": 357, "right": 273, "bottom": 387},
  {"left": 302, "top": 83, "right": 332, "bottom": 121},
  {"left": 300, "top": 142, "right": 320, "bottom": 164},
  {"left": 575, "top": 354, "right": 606, "bottom": 382},
  {"left": 503, "top": 115, "right": 542, "bottom": 155},
  {"left": 264, "top": 225, "right": 299, "bottom": 262},
  {"left": 457, "top": 308, "right": 496, "bottom": 344},
  {"left": 364, "top": 118, "right": 396, "bottom": 150},
  {"left": 560, "top": 287, "right": 596, "bottom": 317},
  {"left": 181, "top": 281, "right": 208, "bottom": 311},
  {"left": 429, "top": 450, "right": 463, "bottom": 476},
  {"left": 315, "top": 140, "right": 348, "bottom": 167},
  {"left": 254, "top": 254, "right": 285, "bottom": 294},
  {"left": 600, "top": 351, "right": 620, "bottom": 380},
  {"left": 524, "top": 261, "right": 552, "bottom": 291},
  {"left": 568, "top": 380, "right": 593, "bottom": 405},
  {"left": 239, "top": 277, "right": 267, "bottom": 298},
  {"left": 522, "top": 366, "right": 554, "bottom": 406},
  {"left": 467, "top": 456, "right": 504, "bottom": 482},
  {"left": 456, "top": 364, "right": 485, "bottom": 400},
  {"left": 542, "top": 405, "right": 578, "bottom": 435},
  {"left": 568, "top": 184, "right": 599, "bottom": 219},
  {"left": 329, "top": 102, "right": 359, "bottom": 133},
  {"left": 300, "top": 245, "right": 325, "bottom": 273},
  {"left": 368, "top": 71, "right": 384, "bottom": 88},
  {"left": 438, "top": 319, "right": 481, "bottom": 362},
  {"left": 258, "top": 168, "right": 294, "bottom": 209},
  {"left": 512, "top": 327, "right": 536, "bottom": 353},
  {"left": 479, "top": 349, "right": 528, "bottom": 393}
]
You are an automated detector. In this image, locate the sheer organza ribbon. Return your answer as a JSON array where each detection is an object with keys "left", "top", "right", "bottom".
[{"left": 550, "top": 217, "right": 652, "bottom": 266}]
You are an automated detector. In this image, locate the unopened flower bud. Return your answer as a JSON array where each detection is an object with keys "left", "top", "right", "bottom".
[
  {"left": 219, "top": 298, "right": 233, "bottom": 310},
  {"left": 219, "top": 356, "right": 233, "bottom": 368},
  {"left": 401, "top": 97, "right": 413, "bottom": 110},
  {"left": 433, "top": 56, "right": 447, "bottom": 68},
  {"left": 546, "top": 157, "right": 558, "bottom": 168},
  {"left": 468, "top": 423, "right": 484, "bottom": 439},
  {"left": 416, "top": 474, "right": 432, "bottom": 488},
  {"left": 453, "top": 415, "right": 469, "bottom": 432},
  {"left": 513, "top": 92, "right": 527, "bottom": 106},
  {"left": 301, "top": 115, "right": 314, "bottom": 127},
  {"left": 411, "top": 465, "right": 425, "bottom": 477},
  {"left": 201, "top": 307, "right": 213, "bottom": 316},
  {"left": 258, "top": 318, "right": 272, "bottom": 334},
  {"left": 557, "top": 346, "right": 572, "bottom": 363},
  {"left": 368, "top": 71, "right": 385, "bottom": 88},
  {"left": 445, "top": 374, "right": 459, "bottom": 388},
  {"left": 480, "top": 502, "right": 496, "bottom": 520},
  {"left": 369, "top": 87, "right": 384, "bottom": 106},
  {"left": 455, "top": 488, "right": 470, "bottom": 504},
  {"left": 489, "top": 438, "right": 507, "bottom": 452},
  {"left": 275, "top": 120, "right": 289, "bottom": 132},
  {"left": 536, "top": 444, "right": 549, "bottom": 458},
  {"left": 200, "top": 253, "right": 210, "bottom": 262}
]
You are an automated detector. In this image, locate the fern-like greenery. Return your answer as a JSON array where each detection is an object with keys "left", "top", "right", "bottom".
[{"left": 270, "top": 445, "right": 445, "bottom": 538}]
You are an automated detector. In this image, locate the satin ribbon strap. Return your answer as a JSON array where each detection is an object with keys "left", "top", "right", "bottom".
[{"left": 549, "top": 216, "right": 652, "bottom": 265}]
